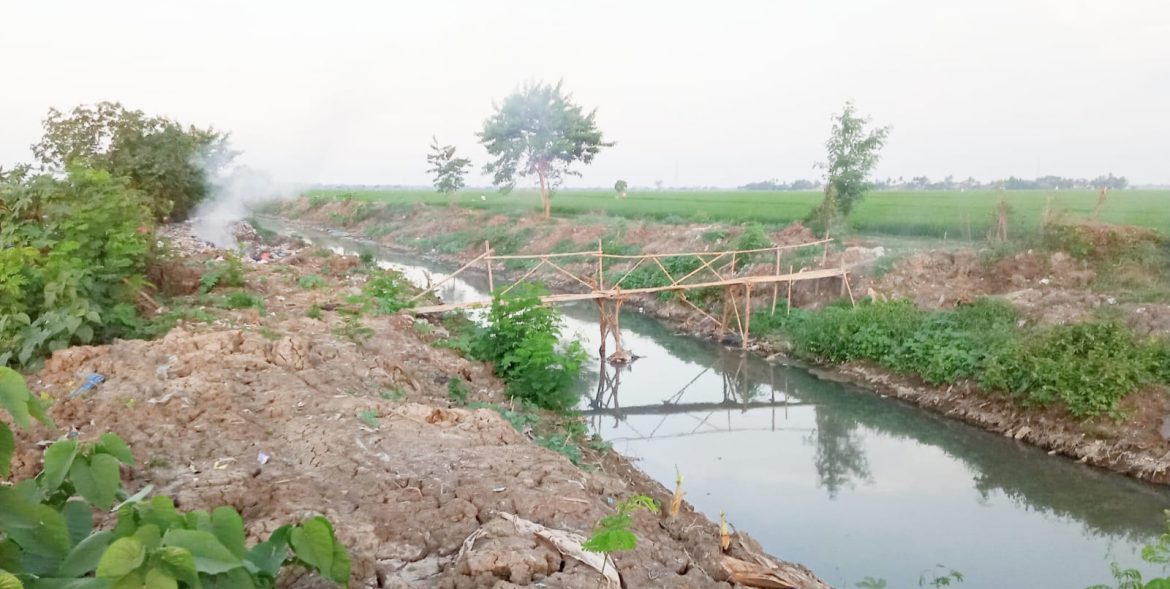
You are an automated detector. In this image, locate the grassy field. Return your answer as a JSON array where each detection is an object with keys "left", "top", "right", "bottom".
[{"left": 306, "top": 188, "right": 1169, "bottom": 238}]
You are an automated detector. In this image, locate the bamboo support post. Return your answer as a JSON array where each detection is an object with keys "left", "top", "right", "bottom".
[
  {"left": 841, "top": 258, "right": 856, "bottom": 307},
  {"left": 485, "top": 241, "right": 494, "bottom": 292},
  {"left": 786, "top": 265, "right": 793, "bottom": 316},
  {"left": 597, "top": 239, "right": 604, "bottom": 289},
  {"left": 743, "top": 285, "right": 752, "bottom": 350},
  {"left": 771, "top": 247, "right": 781, "bottom": 316}
]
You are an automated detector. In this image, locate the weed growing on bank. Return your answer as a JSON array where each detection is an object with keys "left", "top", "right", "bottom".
[{"left": 755, "top": 298, "right": 1170, "bottom": 418}]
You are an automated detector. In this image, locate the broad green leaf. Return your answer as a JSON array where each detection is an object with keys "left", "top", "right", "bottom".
[
  {"left": 289, "top": 517, "right": 348, "bottom": 584},
  {"left": 25, "top": 579, "right": 111, "bottom": 589},
  {"left": 138, "top": 497, "right": 181, "bottom": 531},
  {"left": 132, "top": 525, "right": 161, "bottom": 551},
  {"left": 95, "top": 537, "right": 145, "bottom": 579},
  {"left": 183, "top": 511, "right": 211, "bottom": 533},
  {"left": 0, "top": 539, "right": 22, "bottom": 571},
  {"left": 70, "top": 454, "right": 121, "bottom": 510},
  {"left": 159, "top": 530, "right": 241, "bottom": 575},
  {"left": 244, "top": 526, "right": 290, "bottom": 578},
  {"left": 58, "top": 531, "right": 115, "bottom": 577},
  {"left": 288, "top": 520, "right": 332, "bottom": 578},
  {"left": 112, "top": 505, "right": 138, "bottom": 539},
  {"left": 0, "top": 368, "right": 33, "bottom": 428},
  {"left": 1146, "top": 580, "right": 1170, "bottom": 589},
  {"left": 109, "top": 571, "right": 143, "bottom": 589},
  {"left": 40, "top": 440, "right": 79, "bottom": 493},
  {"left": 112, "top": 485, "right": 153, "bottom": 512},
  {"left": 25, "top": 393, "right": 53, "bottom": 430},
  {"left": 0, "top": 422, "right": 13, "bottom": 479},
  {"left": 152, "top": 547, "right": 199, "bottom": 589},
  {"left": 0, "top": 490, "right": 71, "bottom": 558},
  {"left": 143, "top": 568, "right": 176, "bottom": 589},
  {"left": 0, "top": 570, "right": 23, "bottom": 589},
  {"left": 209, "top": 508, "right": 245, "bottom": 559},
  {"left": 96, "top": 434, "right": 134, "bottom": 465},
  {"left": 62, "top": 500, "right": 94, "bottom": 547},
  {"left": 199, "top": 568, "right": 254, "bottom": 589}
]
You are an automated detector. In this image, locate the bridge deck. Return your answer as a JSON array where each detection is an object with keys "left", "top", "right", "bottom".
[{"left": 410, "top": 267, "right": 846, "bottom": 314}]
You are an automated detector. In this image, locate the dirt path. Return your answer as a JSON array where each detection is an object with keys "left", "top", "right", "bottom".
[{"left": 12, "top": 237, "right": 825, "bottom": 588}]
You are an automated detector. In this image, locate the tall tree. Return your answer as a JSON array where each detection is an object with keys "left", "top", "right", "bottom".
[
  {"left": 613, "top": 179, "right": 628, "bottom": 198},
  {"left": 478, "top": 81, "right": 612, "bottom": 218},
  {"left": 426, "top": 137, "right": 472, "bottom": 206},
  {"left": 816, "top": 102, "right": 890, "bottom": 217},
  {"left": 31, "top": 102, "right": 233, "bottom": 222}
]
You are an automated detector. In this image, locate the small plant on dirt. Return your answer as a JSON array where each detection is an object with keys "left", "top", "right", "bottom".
[
  {"left": 223, "top": 292, "right": 266, "bottom": 314},
  {"left": 379, "top": 388, "right": 406, "bottom": 401},
  {"left": 447, "top": 379, "right": 470, "bottom": 406},
  {"left": 701, "top": 228, "right": 728, "bottom": 244},
  {"left": 582, "top": 495, "right": 659, "bottom": 577},
  {"left": 358, "top": 248, "right": 376, "bottom": 265},
  {"left": 306, "top": 304, "right": 323, "bottom": 320},
  {"left": 0, "top": 368, "right": 350, "bottom": 589},
  {"left": 358, "top": 409, "right": 380, "bottom": 429},
  {"left": 360, "top": 269, "right": 414, "bottom": 314},
  {"left": 332, "top": 316, "right": 373, "bottom": 345},
  {"left": 199, "top": 253, "right": 246, "bottom": 294},
  {"left": 298, "top": 274, "right": 327, "bottom": 289}
]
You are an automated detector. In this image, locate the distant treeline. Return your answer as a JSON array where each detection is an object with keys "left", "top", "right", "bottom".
[{"left": 740, "top": 173, "right": 1129, "bottom": 191}]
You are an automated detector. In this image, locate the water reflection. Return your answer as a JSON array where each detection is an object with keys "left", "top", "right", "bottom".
[{"left": 810, "top": 409, "right": 872, "bottom": 498}]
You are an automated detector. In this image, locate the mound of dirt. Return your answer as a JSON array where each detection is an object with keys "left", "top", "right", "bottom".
[{"left": 10, "top": 232, "right": 823, "bottom": 588}]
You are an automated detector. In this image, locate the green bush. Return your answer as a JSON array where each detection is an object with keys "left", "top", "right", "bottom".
[
  {"left": 199, "top": 254, "right": 245, "bottom": 294},
  {"left": 0, "top": 168, "right": 153, "bottom": 368},
  {"left": 981, "top": 322, "right": 1165, "bottom": 418},
  {"left": 297, "top": 274, "right": 326, "bottom": 289},
  {"left": 471, "top": 284, "right": 586, "bottom": 411},
  {"left": 770, "top": 298, "right": 1168, "bottom": 418},
  {"left": 0, "top": 367, "right": 349, "bottom": 589},
  {"left": 360, "top": 269, "right": 413, "bottom": 314}
]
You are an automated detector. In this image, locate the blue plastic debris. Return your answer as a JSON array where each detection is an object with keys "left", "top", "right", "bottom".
[{"left": 69, "top": 373, "right": 105, "bottom": 398}]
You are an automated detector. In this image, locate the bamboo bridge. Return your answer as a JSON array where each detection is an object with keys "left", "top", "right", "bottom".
[{"left": 408, "top": 237, "right": 855, "bottom": 359}]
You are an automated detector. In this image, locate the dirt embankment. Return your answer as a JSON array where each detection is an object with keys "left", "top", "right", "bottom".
[
  {"left": 11, "top": 234, "right": 826, "bottom": 588},
  {"left": 276, "top": 199, "right": 1170, "bottom": 487}
]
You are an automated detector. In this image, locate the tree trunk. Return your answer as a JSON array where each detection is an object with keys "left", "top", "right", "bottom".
[{"left": 537, "top": 168, "right": 551, "bottom": 219}]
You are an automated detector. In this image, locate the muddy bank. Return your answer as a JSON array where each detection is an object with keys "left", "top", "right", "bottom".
[
  {"left": 12, "top": 235, "right": 825, "bottom": 588},
  {"left": 270, "top": 202, "right": 1170, "bottom": 487}
]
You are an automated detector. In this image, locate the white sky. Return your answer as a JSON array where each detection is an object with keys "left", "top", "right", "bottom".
[{"left": 2, "top": 0, "right": 1168, "bottom": 187}]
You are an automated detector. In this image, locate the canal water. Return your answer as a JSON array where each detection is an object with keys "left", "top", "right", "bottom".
[{"left": 287, "top": 223, "right": 1170, "bottom": 588}]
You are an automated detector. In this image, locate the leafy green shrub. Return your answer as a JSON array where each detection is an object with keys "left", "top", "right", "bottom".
[
  {"left": 199, "top": 254, "right": 245, "bottom": 294},
  {"left": 360, "top": 269, "right": 413, "bottom": 314},
  {"left": 981, "top": 322, "right": 1165, "bottom": 418},
  {"left": 884, "top": 298, "right": 1018, "bottom": 384},
  {"left": 582, "top": 495, "right": 659, "bottom": 560},
  {"left": 471, "top": 285, "right": 586, "bottom": 411},
  {"left": 0, "top": 368, "right": 349, "bottom": 588},
  {"left": 733, "top": 224, "right": 771, "bottom": 266},
  {"left": 701, "top": 228, "right": 728, "bottom": 244},
  {"left": 783, "top": 300, "right": 924, "bottom": 364},
  {"left": 298, "top": 274, "right": 326, "bottom": 289},
  {"left": 0, "top": 168, "right": 153, "bottom": 368},
  {"left": 223, "top": 292, "right": 266, "bottom": 314},
  {"left": 447, "top": 379, "right": 470, "bottom": 405}
]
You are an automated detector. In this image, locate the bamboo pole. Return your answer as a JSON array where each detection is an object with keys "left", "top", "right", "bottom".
[
  {"left": 544, "top": 257, "right": 594, "bottom": 290},
  {"left": 497, "top": 259, "right": 547, "bottom": 296},
  {"left": 485, "top": 241, "right": 494, "bottom": 292},
  {"left": 407, "top": 249, "right": 491, "bottom": 302},
  {"left": 597, "top": 239, "right": 604, "bottom": 289},
  {"left": 786, "top": 265, "right": 793, "bottom": 316},
  {"left": 771, "top": 247, "right": 781, "bottom": 316},
  {"left": 841, "top": 259, "right": 856, "bottom": 307},
  {"left": 743, "top": 285, "right": 752, "bottom": 350}
]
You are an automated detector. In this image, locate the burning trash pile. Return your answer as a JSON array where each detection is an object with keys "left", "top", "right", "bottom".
[{"left": 157, "top": 219, "right": 307, "bottom": 262}]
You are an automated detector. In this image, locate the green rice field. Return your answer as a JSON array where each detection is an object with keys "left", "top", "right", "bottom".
[{"left": 308, "top": 188, "right": 1168, "bottom": 238}]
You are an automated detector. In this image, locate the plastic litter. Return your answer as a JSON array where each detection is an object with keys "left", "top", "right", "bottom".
[{"left": 69, "top": 373, "right": 105, "bottom": 398}]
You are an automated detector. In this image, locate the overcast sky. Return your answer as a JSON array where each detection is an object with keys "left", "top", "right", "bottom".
[{"left": 3, "top": 0, "right": 1168, "bottom": 187}]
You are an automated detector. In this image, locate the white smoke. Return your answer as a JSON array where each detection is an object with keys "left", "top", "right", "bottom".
[{"left": 191, "top": 164, "right": 303, "bottom": 248}]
